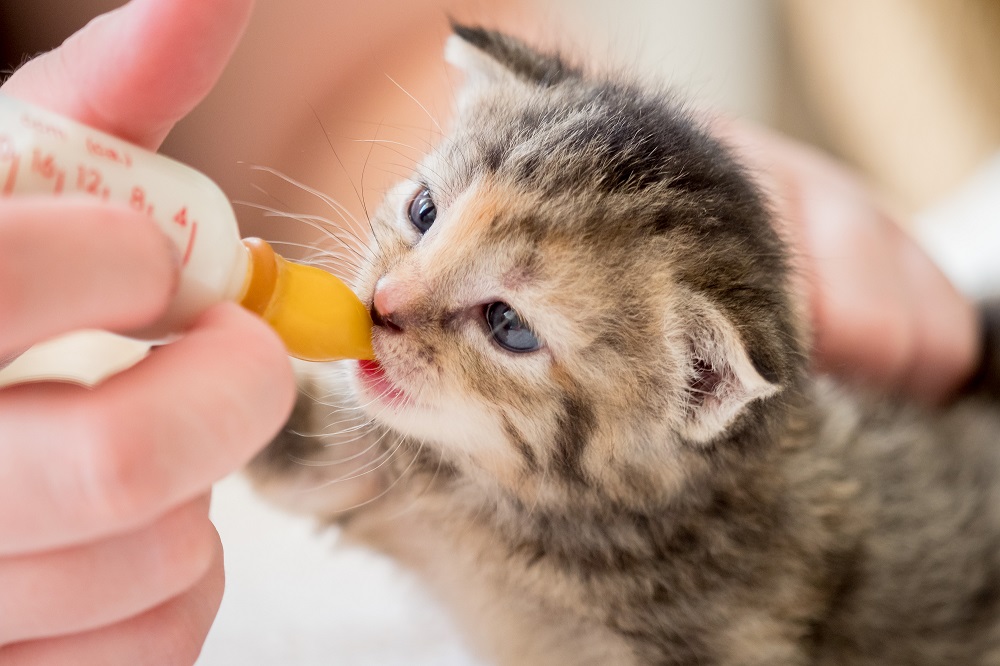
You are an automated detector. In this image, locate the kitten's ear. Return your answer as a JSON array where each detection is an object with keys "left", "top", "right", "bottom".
[
  {"left": 676, "top": 301, "right": 779, "bottom": 444},
  {"left": 445, "top": 24, "right": 579, "bottom": 88}
]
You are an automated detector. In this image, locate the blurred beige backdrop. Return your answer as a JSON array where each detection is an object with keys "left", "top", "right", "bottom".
[{"left": 4, "top": 0, "right": 998, "bottom": 226}]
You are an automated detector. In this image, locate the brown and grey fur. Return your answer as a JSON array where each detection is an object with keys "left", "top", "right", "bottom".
[{"left": 250, "top": 26, "right": 1000, "bottom": 665}]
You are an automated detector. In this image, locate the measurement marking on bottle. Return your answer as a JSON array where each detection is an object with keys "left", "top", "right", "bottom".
[
  {"left": 174, "top": 206, "right": 190, "bottom": 228},
  {"left": 1, "top": 155, "right": 18, "bottom": 196},
  {"left": 20, "top": 113, "right": 67, "bottom": 141},
  {"left": 0, "top": 135, "right": 18, "bottom": 195},
  {"left": 86, "top": 137, "right": 132, "bottom": 168},
  {"left": 182, "top": 221, "right": 199, "bottom": 267},
  {"left": 77, "top": 165, "right": 103, "bottom": 195},
  {"left": 130, "top": 186, "right": 155, "bottom": 216},
  {"left": 31, "top": 149, "right": 67, "bottom": 195}
]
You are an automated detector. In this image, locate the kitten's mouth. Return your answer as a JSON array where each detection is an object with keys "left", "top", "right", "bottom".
[{"left": 356, "top": 359, "right": 410, "bottom": 407}]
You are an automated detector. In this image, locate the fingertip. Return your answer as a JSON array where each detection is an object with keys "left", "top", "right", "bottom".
[
  {"left": 3, "top": 0, "right": 257, "bottom": 149},
  {"left": 192, "top": 302, "right": 298, "bottom": 418},
  {"left": 102, "top": 204, "right": 183, "bottom": 324},
  {"left": 180, "top": 538, "right": 226, "bottom": 663},
  {"left": 0, "top": 541, "right": 228, "bottom": 666},
  {"left": 121, "top": 301, "right": 297, "bottom": 459},
  {"left": 0, "top": 301, "right": 298, "bottom": 552}
]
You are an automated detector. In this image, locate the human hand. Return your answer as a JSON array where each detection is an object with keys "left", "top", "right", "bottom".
[
  {"left": 716, "top": 120, "right": 980, "bottom": 404},
  {"left": 0, "top": 1, "right": 296, "bottom": 664}
]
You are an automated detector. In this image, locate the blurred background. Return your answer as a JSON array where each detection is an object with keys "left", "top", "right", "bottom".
[
  {"left": 2, "top": 1, "right": 999, "bottom": 663},
  {"left": 5, "top": 1, "right": 999, "bottom": 222}
]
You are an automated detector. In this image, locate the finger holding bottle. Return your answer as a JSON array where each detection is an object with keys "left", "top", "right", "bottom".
[
  {"left": 0, "top": 199, "right": 179, "bottom": 358},
  {"left": 0, "top": 0, "right": 289, "bottom": 662},
  {"left": 0, "top": 521, "right": 225, "bottom": 666},
  {"left": 2, "top": 0, "right": 254, "bottom": 151},
  {"left": 717, "top": 118, "right": 980, "bottom": 404}
]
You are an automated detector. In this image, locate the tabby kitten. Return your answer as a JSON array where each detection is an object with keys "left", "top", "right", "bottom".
[{"left": 250, "top": 26, "right": 1000, "bottom": 665}]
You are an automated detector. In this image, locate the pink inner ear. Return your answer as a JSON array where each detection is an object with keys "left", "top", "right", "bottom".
[
  {"left": 677, "top": 302, "right": 781, "bottom": 443},
  {"left": 688, "top": 356, "right": 726, "bottom": 407}
]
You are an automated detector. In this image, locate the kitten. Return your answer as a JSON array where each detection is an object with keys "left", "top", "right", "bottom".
[{"left": 249, "top": 26, "right": 1000, "bottom": 665}]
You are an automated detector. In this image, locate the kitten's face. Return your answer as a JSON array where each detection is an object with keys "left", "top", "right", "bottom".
[{"left": 347, "top": 28, "right": 799, "bottom": 505}]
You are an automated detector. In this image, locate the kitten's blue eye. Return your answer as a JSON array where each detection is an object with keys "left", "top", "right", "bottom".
[
  {"left": 486, "top": 302, "right": 541, "bottom": 353},
  {"left": 408, "top": 187, "right": 437, "bottom": 233}
]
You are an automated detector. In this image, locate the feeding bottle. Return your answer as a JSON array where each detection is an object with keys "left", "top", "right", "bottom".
[{"left": 0, "top": 93, "right": 373, "bottom": 362}]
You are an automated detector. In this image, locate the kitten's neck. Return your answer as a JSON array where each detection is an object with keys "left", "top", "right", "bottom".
[{"left": 405, "top": 378, "right": 812, "bottom": 546}]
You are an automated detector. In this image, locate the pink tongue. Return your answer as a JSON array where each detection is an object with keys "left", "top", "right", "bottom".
[{"left": 358, "top": 358, "right": 384, "bottom": 377}]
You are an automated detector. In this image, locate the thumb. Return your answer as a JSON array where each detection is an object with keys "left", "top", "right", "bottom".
[{"left": 1, "top": 0, "right": 254, "bottom": 150}]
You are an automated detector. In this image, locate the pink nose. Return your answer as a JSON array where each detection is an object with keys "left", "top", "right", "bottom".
[{"left": 371, "top": 276, "right": 407, "bottom": 331}]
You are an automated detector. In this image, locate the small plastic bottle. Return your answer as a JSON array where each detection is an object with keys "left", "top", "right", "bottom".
[{"left": 0, "top": 93, "right": 373, "bottom": 362}]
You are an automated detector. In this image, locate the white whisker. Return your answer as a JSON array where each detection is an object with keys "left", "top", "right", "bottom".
[
  {"left": 244, "top": 164, "right": 367, "bottom": 235},
  {"left": 235, "top": 200, "right": 372, "bottom": 263},
  {"left": 384, "top": 73, "right": 443, "bottom": 134}
]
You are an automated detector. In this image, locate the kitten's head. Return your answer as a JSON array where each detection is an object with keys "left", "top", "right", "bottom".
[{"left": 351, "top": 26, "right": 802, "bottom": 508}]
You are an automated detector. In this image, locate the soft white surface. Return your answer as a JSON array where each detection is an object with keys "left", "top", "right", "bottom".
[
  {"left": 914, "top": 151, "right": 1000, "bottom": 299},
  {"left": 197, "top": 475, "right": 481, "bottom": 666}
]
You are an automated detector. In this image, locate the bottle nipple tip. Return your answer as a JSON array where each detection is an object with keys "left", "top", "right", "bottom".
[{"left": 241, "top": 239, "right": 373, "bottom": 362}]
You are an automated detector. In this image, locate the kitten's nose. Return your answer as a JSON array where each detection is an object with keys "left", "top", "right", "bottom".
[{"left": 371, "top": 276, "right": 406, "bottom": 332}]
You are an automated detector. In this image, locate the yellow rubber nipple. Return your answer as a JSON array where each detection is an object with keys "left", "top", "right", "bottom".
[{"left": 239, "top": 238, "right": 374, "bottom": 361}]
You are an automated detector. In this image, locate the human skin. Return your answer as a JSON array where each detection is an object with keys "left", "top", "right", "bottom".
[
  {"left": 0, "top": 1, "right": 295, "bottom": 664},
  {"left": 717, "top": 119, "right": 981, "bottom": 405}
]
